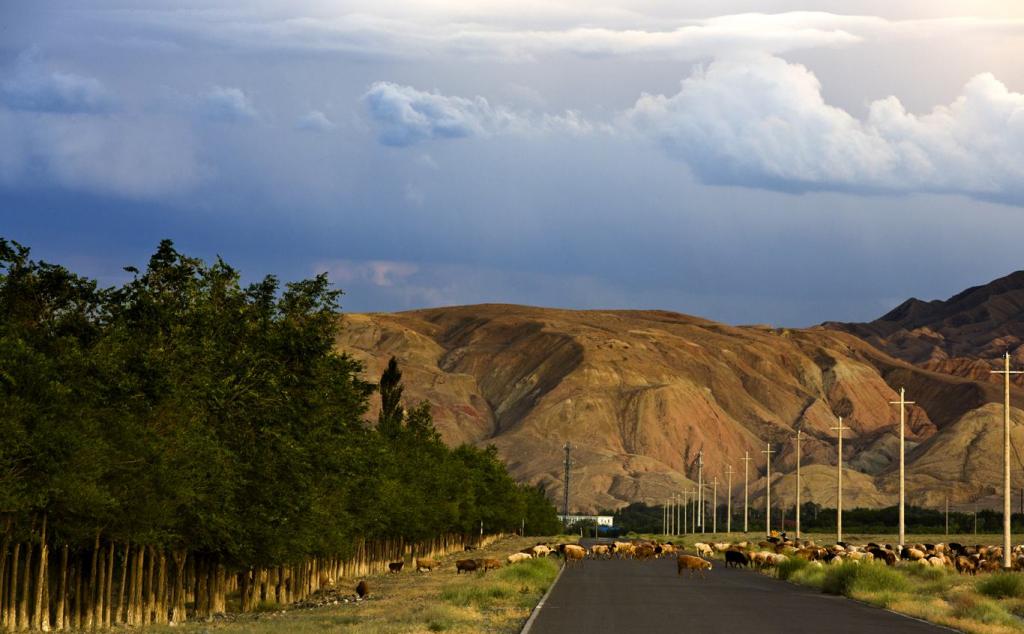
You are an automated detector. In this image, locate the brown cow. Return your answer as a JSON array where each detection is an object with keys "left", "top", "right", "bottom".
[{"left": 677, "top": 555, "right": 712, "bottom": 578}]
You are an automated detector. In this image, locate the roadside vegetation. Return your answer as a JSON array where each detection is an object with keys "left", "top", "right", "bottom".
[
  {"left": 675, "top": 532, "right": 1024, "bottom": 634},
  {"left": 146, "top": 536, "right": 563, "bottom": 633}
]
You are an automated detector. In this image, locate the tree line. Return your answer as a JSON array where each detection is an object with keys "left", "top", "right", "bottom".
[{"left": 0, "top": 238, "right": 560, "bottom": 630}]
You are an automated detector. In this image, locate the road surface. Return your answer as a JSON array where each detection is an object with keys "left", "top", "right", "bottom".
[{"left": 526, "top": 546, "right": 950, "bottom": 634}]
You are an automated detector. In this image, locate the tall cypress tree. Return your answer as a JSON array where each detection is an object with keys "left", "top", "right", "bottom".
[{"left": 377, "top": 356, "right": 404, "bottom": 438}]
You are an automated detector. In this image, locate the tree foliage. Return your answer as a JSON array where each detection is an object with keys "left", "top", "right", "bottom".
[{"left": 0, "top": 238, "right": 560, "bottom": 569}]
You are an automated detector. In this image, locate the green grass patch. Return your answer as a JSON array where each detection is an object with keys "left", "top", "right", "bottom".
[
  {"left": 495, "top": 557, "right": 559, "bottom": 584},
  {"left": 949, "top": 590, "right": 1020, "bottom": 627},
  {"left": 822, "top": 561, "right": 908, "bottom": 596},
  {"left": 977, "top": 572, "right": 1024, "bottom": 599},
  {"left": 775, "top": 556, "right": 810, "bottom": 581}
]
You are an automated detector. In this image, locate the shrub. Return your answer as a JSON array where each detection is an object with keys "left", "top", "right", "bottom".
[
  {"left": 949, "top": 590, "right": 1018, "bottom": 626},
  {"left": 776, "top": 557, "right": 810, "bottom": 581},
  {"left": 822, "top": 561, "right": 907, "bottom": 596},
  {"left": 977, "top": 572, "right": 1024, "bottom": 599}
]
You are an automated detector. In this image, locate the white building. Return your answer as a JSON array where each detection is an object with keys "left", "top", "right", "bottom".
[{"left": 558, "top": 514, "right": 614, "bottom": 526}]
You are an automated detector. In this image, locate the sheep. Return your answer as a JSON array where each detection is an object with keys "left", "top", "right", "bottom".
[
  {"left": 724, "top": 550, "right": 750, "bottom": 568},
  {"left": 694, "top": 543, "right": 714, "bottom": 558},
  {"left": 677, "top": 555, "right": 712, "bottom": 577},
  {"left": 530, "top": 545, "right": 553, "bottom": 558},
  {"left": 388, "top": 561, "right": 404, "bottom": 573},
  {"left": 507, "top": 552, "right": 532, "bottom": 565},
  {"left": 356, "top": 580, "right": 369, "bottom": 599},
  {"left": 635, "top": 544, "right": 656, "bottom": 560},
  {"left": 416, "top": 558, "right": 438, "bottom": 572},
  {"left": 713, "top": 543, "right": 732, "bottom": 553},
  {"left": 478, "top": 558, "right": 502, "bottom": 572},
  {"left": 613, "top": 542, "right": 636, "bottom": 559},
  {"left": 563, "top": 544, "right": 587, "bottom": 565},
  {"left": 590, "top": 544, "right": 611, "bottom": 558},
  {"left": 455, "top": 559, "right": 478, "bottom": 574}
]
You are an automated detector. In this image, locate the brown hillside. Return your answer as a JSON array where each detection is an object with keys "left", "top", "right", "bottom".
[
  {"left": 825, "top": 270, "right": 1024, "bottom": 385},
  {"left": 338, "top": 304, "right": 1022, "bottom": 513}
]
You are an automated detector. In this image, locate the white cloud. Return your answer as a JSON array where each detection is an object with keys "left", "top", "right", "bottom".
[
  {"left": 321, "top": 259, "right": 419, "bottom": 287},
  {"left": 362, "top": 81, "right": 600, "bottom": 146},
  {"left": 362, "top": 81, "right": 522, "bottom": 146},
  {"left": 625, "top": 54, "right": 1024, "bottom": 202},
  {"left": 198, "top": 86, "right": 257, "bottom": 122},
  {"left": 0, "top": 52, "right": 113, "bottom": 113},
  {"left": 295, "top": 109, "right": 335, "bottom": 131}
]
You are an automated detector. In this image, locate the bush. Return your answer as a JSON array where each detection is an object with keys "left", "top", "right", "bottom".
[
  {"left": 949, "top": 590, "right": 1018, "bottom": 626},
  {"left": 776, "top": 557, "right": 810, "bottom": 581},
  {"left": 822, "top": 561, "right": 907, "bottom": 596},
  {"left": 977, "top": 572, "right": 1024, "bottom": 599}
]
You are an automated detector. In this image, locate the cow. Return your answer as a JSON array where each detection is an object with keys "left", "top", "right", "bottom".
[
  {"left": 388, "top": 561, "right": 404, "bottom": 573},
  {"left": 455, "top": 559, "right": 478, "bottom": 574},
  {"left": 355, "top": 580, "right": 369, "bottom": 599},
  {"left": 478, "top": 558, "right": 502, "bottom": 572}
]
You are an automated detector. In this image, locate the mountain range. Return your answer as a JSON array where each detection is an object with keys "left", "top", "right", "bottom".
[{"left": 337, "top": 271, "right": 1024, "bottom": 514}]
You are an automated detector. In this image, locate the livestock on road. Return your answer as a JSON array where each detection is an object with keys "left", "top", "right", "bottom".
[{"left": 677, "top": 555, "right": 712, "bottom": 577}]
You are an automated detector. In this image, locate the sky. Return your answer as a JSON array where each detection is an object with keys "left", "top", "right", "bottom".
[{"left": 3, "top": 1, "right": 1024, "bottom": 326}]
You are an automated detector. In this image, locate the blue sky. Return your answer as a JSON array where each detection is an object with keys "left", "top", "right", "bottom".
[{"left": 3, "top": 1, "right": 1024, "bottom": 326}]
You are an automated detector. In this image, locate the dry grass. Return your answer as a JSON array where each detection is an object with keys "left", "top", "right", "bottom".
[{"left": 144, "top": 535, "right": 566, "bottom": 634}]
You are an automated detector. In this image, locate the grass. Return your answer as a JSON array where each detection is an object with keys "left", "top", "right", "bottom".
[
  {"left": 143, "top": 535, "right": 563, "bottom": 633},
  {"left": 979, "top": 573, "right": 1024, "bottom": 599}
]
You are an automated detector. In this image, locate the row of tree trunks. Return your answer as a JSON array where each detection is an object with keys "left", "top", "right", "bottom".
[{"left": 0, "top": 532, "right": 503, "bottom": 631}]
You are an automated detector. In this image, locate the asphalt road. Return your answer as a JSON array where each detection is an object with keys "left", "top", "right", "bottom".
[{"left": 526, "top": 544, "right": 950, "bottom": 634}]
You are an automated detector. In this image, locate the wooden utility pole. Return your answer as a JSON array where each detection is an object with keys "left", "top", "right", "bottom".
[
  {"left": 832, "top": 417, "right": 850, "bottom": 543},
  {"left": 742, "top": 452, "right": 752, "bottom": 533},
  {"left": 889, "top": 388, "right": 915, "bottom": 548},
  {"left": 991, "top": 352, "right": 1021, "bottom": 570},
  {"left": 697, "top": 451, "right": 705, "bottom": 533},
  {"left": 762, "top": 443, "right": 775, "bottom": 536},
  {"left": 796, "top": 429, "right": 803, "bottom": 540},
  {"left": 562, "top": 442, "right": 572, "bottom": 526},
  {"left": 725, "top": 465, "right": 733, "bottom": 534},
  {"left": 712, "top": 477, "right": 718, "bottom": 534}
]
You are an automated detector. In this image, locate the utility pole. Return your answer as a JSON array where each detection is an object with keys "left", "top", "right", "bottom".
[
  {"left": 991, "top": 352, "right": 1021, "bottom": 570},
  {"left": 562, "top": 442, "right": 572, "bottom": 528},
  {"left": 796, "top": 428, "right": 803, "bottom": 540},
  {"left": 691, "top": 488, "right": 697, "bottom": 533},
  {"left": 697, "top": 451, "right": 705, "bottom": 533},
  {"left": 713, "top": 476, "right": 718, "bottom": 534},
  {"left": 832, "top": 417, "right": 850, "bottom": 543},
  {"left": 683, "top": 489, "right": 688, "bottom": 535},
  {"left": 889, "top": 388, "right": 915, "bottom": 549},
  {"left": 725, "top": 465, "right": 733, "bottom": 534},
  {"left": 762, "top": 443, "right": 775, "bottom": 536},
  {"left": 945, "top": 496, "right": 949, "bottom": 536},
  {"left": 742, "top": 451, "right": 752, "bottom": 533},
  {"left": 674, "top": 493, "right": 680, "bottom": 536}
]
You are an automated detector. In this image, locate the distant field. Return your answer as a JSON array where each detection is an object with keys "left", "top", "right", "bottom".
[{"left": 145, "top": 535, "right": 565, "bottom": 634}]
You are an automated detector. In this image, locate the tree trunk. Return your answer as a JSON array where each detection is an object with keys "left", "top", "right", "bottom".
[
  {"left": 132, "top": 545, "right": 144, "bottom": 626},
  {"left": 103, "top": 543, "right": 114, "bottom": 628},
  {"left": 115, "top": 543, "right": 129, "bottom": 626},
  {"left": 55, "top": 544, "right": 67, "bottom": 632},
  {"left": 142, "top": 545, "right": 154, "bottom": 626},
  {"left": 194, "top": 555, "right": 208, "bottom": 620},
  {"left": 0, "top": 518, "right": 10, "bottom": 631},
  {"left": 32, "top": 515, "right": 48, "bottom": 631},
  {"left": 91, "top": 542, "right": 104, "bottom": 631},
  {"left": 18, "top": 541, "right": 31, "bottom": 631},
  {"left": 85, "top": 532, "right": 98, "bottom": 630},
  {"left": 72, "top": 559, "right": 81, "bottom": 630},
  {"left": 6, "top": 542, "right": 18, "bottom": 631},
  {"left": 170, "top": 550, "right": 186, "bottom": 624},
  {"left": 154, "top": 550, "right": 166, "bottom": 624}
]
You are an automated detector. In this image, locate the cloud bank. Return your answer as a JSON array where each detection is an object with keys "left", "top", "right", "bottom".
[
  {"left": 626, "top": 54, "right": 1024, "bottom": 202},
  {"left": 0, "top": 53, "right": 113, "bottom": 113}
]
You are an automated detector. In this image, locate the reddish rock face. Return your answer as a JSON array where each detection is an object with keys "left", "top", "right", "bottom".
[{"left": 339, "top": 303, "right": 1021, "bottom": 513}]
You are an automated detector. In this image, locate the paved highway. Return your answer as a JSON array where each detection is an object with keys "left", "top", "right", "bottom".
[{"left": 526, "top": 548, "right": 950, "bottom": 634}]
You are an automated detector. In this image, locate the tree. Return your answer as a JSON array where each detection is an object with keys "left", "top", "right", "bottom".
[{"left": 378, "top": 356, "right": 404, "bottom": 438}]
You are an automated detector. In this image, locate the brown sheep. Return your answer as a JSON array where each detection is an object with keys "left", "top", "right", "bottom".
[
  {"left": 416, "top": 557, "right": 438, "bottom": 572},
  {"left": 478, "top": 558, "right": 502, "bottom": 572},
  {"left": 955, "top": 555, "right": 977, "bottom": 575},
  {"left": 388, "top": 561, "right": 404, "bottom": 573},
  {"left": 563, "top": 544, "right": 587, "bottom": 565},
  {"left": 635, "top": 544, "right": 656, "bottom": 560},
  {"left": 456, "top": 559, "right": 478, "bottom": 574},
  {"left": 677, "top": 555, "right": 712, "bottom": 578},
  {"left": 356, "top": 580, "right": 369, "bottom": 599}
]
